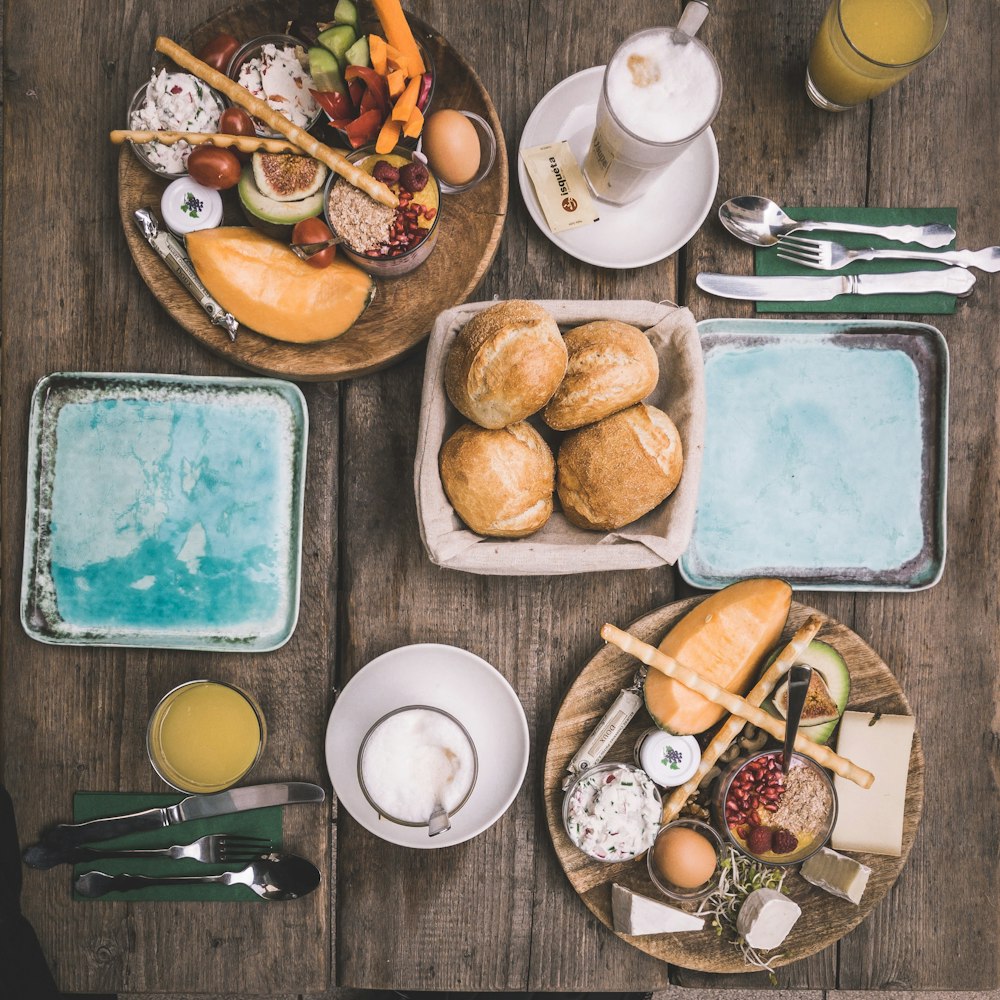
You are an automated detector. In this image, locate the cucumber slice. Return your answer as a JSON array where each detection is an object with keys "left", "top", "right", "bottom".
[
  {"left": 345, "top": 35, "right": 370, "bottom": 68},
  {"left": 318, "top": 24, "right": 357, "bottom": 68},
  {"left": 333, "top": 0, "right": 359, "bottom": 29},
  {"left": 761, "top": 640, "right": 851, "bottom": 745},
  {"left": 308, "top": 46, "right": 346, "bottom": 94}
]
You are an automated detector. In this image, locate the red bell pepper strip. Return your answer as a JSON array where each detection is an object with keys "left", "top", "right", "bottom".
[
  {"left": 343, "top": 108, "right": 383, "bottom": 148},
  {"left": 310, "top": 89, "right": 356, "bottom": 122},
  {"left": 345, "top": 65, "right": 390, "bottom": 117}
]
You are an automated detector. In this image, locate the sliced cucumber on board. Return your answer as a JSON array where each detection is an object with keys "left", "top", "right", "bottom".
[
  {"left": 333, "top": 0, "right": 359, "bottom": 30},
  {"left": 308, "top": 46, "right": 346, "bottom": 94},
  {"left": 318, "top": 24, "right": 357, "bottom": 68}
]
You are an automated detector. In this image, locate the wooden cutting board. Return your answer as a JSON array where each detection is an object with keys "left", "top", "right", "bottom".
[
  {"left": 118, "top": 0, "right": 508, "bottom": 381},
  {"left": 543, "top": 598, "right": 924, "bottom": 973}
]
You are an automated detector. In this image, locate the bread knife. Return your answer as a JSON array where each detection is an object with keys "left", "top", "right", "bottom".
[{"left": 696, "top": 267, "right": 976, "bottom": 300}]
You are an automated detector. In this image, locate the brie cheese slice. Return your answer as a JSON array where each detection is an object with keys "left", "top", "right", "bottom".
[
  {"left": 611, "top": 884, "right": 705, "bottom": 935},
  {"left": 736, "top": 888, "right": 801, "bottom": 950}
]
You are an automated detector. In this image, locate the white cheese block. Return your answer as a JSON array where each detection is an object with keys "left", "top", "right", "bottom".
[
  {"left": 736, "top": 888, "right": 801, "bottom": 951},
  {"left": 611, "top": 883, "right": 705, "bottom": 935},
  {"left": 800, "top": 847, "right": 871, "bottom": 904},
  {"left": 831, "top": 711, "right": 914, "bottom": 856}
]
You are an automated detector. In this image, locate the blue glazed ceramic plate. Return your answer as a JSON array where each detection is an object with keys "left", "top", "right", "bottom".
[
  {"left": 21, "top": 373, "right": 307, "bottom": 649},
  {"left": 679, "top": 320, "right": 947, "bottom": 591}
]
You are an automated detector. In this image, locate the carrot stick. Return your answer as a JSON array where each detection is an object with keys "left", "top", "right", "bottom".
[
  {"left": 372, "top": 0, "right": 426, "bottom": 75},
  {"left": 391, "top": 76, "right": 420, "bottom": 122},
  {"left": 402, "top": 106, "right": 424, "bottom": 139},
  {"left": 375, "top": 118, "right": 402, "bottom": 154},
  {"left": 153, "top": 36, "right": 397, "bottom": 208},
  {"left": 600, "top": 623, "right": 874, "bottom": 789},
  {"left": 660, "top": 615, "right": 824, "bottom": 823}
]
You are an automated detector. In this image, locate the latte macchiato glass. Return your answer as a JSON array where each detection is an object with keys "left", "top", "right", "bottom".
[{"left": 583, "top": 25, "right": 722, "bottom": 206}]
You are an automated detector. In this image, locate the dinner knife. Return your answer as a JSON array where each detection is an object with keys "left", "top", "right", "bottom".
[
  {"left": 696, "top": 267, "right": 976, "bottom": 300},
  {"left": 25, "top": 783, "right": 325, "bottom": 863}
]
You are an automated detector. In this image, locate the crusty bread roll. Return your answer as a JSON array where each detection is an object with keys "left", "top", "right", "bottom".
[
  {"left": 445, "top": 300, "right": 567, "bottom": 428},
  {"left": 557, "top": 403, "right": 683, "bottom": 531},
  {"left": 440, "top": 422, "right": 555, "bottom": 537},
  {"left": 543, "top": 320, "right": 659, "bottom": 430}
]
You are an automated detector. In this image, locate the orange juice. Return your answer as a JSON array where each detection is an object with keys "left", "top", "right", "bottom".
[
  {"left": 147, "top": 680, "right": 265, "bottom": 793},
  {"left": 807, "top": 0, "right": 943, "bottom": 109}
]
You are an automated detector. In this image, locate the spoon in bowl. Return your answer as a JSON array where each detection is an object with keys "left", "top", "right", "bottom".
[
  {"left": 719, "top": 195, "right": 956, "bottom": 249},
  {"left": 74, "top": 852, "right": 321, "bottom": 900},
  {"left": 781, "top": 664, "right": 813, "bottom": 774},
  {"left": 290, "top": 236, "right": 345, "bottom": 261}
]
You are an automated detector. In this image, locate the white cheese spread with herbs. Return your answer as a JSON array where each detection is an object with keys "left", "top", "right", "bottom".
[
  {"left": 237, "top": 44, "right": 318, "bottom": 130},
  {"left": 130, "top": 70, "right": 222, "bottom": 173},
  {"left": 565, "top": 765, "right": 660, "bottom": 861}
]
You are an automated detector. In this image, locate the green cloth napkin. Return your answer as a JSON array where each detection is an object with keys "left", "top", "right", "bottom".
[
  {"left": 755, "top": 206, "right": 959, "bottom": 314},
  {"left": 72, "top": 792, "right": 282, "bottom": 902}
]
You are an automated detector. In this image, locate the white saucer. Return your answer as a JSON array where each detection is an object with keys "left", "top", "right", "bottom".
[
  {"left": 518, "top": 66, "right": 719, "bottom": 269},
  {"left": 325, "top": 643, "right": 529, "bottom": 849}
]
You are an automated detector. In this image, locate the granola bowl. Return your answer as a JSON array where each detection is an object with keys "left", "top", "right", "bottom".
[
  {"left": 715, "top": 750, "right": 837, "bottom": 867},
  {"left": 324, "top": 145, "right": 441, "bottom": 278}
]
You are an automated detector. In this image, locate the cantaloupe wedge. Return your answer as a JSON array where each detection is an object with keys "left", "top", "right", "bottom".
[
  {"left": 644, "top": 578, "right": 792, "bottom": 735},
  {"left": 187, "top": 227, "right": 375, "bottom": 344}
]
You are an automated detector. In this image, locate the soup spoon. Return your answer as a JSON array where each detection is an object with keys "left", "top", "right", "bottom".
[
  {"left": 719, "top": 195, "right": 955, "bottom": 248},
  {"left": 74, "top": 852, "right": 320, "bottom": 900}
]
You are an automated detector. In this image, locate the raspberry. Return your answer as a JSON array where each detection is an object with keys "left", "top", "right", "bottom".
[
  {"left": 747, "top": 826, "right": 773, "bottom": 855},
  {"left": 372, "top": 161, "right": 400, "bottom": 185},
  {"left": 772, "top": 829, "right": 799, "bottom": 854},
  {"left": 399, "top": 161, "right": 429, "bottom": 192}
]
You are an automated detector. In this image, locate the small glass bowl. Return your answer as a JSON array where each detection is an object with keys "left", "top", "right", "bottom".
[
  {"left": 126, "top": 78, "right": 226, "bottom": 180},
  {"left": 646, "top": 818, "right": 724, "bottom": 902},
  {"left": 324, "top": 145, "right": 441, "bottom": 277},
  {"left": 357, "top": 705, "right": 478, "bottom": 827},
  {"left": 226, "top": 34, "right": 324, "bottom": 136},
  {"left": 715, "top": 750, "right": 838, "bottom": 867},
  {"left": 562, "top": 761, "right": 662, "bottom": 862},
  {"left": 431, "top": 110, "right": 497, "bottom": 194}
]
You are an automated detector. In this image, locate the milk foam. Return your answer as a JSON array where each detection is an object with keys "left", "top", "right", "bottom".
[
  {"left": 361, "top": 708, "right": 476, "bottom": 823},
  {"left": 606, "top": 30, "right": 719, "bottom": 143}
]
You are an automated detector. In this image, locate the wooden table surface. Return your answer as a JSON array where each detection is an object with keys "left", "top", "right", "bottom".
[{"left": 2, "top": 0, "right": 998, "bottom": 995}]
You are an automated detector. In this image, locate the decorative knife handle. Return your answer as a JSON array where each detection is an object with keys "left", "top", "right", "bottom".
[
  {"left": 76, "top": 870, "right": 218, "bottom": 898},
  {"left": 801, "top": 219, "right": 956, "bottom": 249},
  {"left": 37, "top": 806, "right": 167, "bottom": 850},
  {"left": 851, "top": 267, "right": 976, "bottom": 297}
]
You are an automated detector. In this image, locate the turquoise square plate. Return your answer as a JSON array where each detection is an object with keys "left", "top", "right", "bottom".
[
  {"left": 21, "top": 373, "right": 308, "bottom": 649},
  {"left": 679, "top": 320, "right": 947, "bottom": 591}
]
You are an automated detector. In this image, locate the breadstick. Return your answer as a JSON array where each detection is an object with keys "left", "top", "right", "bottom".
[
  {"left": 660, "top": 614, "right": 824, "bottom": 823},
  {"left": 111, "top": 129, "right": 305, "bottom": 154},
  {"left": 154, "top": 36, "right": 398, "bottom": 208},
  {"left": 600, "top": 623, "right": 874, "bottom": 789}
]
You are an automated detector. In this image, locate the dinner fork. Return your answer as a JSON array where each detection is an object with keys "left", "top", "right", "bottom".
[
  {"left": 776, "top": 235, "right": 1000, "bottom": 272},
  {"left": 23, "top": 833, "right": 272, "bottom": 868}
]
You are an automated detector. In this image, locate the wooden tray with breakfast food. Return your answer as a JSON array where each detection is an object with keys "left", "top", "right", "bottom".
[
  {"left": 543, "top": 588, "right": 924, "bottom": 975},
  {"left": 116, "top": 0, "right": 507, "bottom": 381}
]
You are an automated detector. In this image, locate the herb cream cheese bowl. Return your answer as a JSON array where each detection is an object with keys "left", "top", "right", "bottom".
[
  {"left": 716, "top": 749, "right": 838, "bottom": 867},
  {"left": 562, "top": 761, "right": 662, "bottom": 863}
]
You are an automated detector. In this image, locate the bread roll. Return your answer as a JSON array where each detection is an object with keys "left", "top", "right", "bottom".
[
  {"left": 445, "top": 300, "right": 567, "bottom": 428},
  {"left": 557, "top": 404, "right": 683, "bottom": 531},
  {"left": 543, "top": 321, "right": 659, "bottom": 430},
  {"left": 440, "top": 422, "right": 555, "bottom": 537}
]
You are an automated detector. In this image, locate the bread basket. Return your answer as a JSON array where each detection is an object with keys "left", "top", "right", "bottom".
[{"left": 414, "top": 299, "right": 706, "bottom": 575}]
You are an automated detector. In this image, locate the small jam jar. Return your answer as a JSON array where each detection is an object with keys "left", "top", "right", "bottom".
[
  {"left": 633, "top": 728, "right": 701, "bottom": 787},
  {"left": 160, "top": 176, "right": 223, "bottom": 237}
]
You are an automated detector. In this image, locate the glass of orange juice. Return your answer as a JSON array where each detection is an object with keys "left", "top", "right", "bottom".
[
  {"left": 806, "top": 0, "right": 948, "bottom": 111},
  {"left": 147, "top": 680, "right": 266, "bottom": 793}
]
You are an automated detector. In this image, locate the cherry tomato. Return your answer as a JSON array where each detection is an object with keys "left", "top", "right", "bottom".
[
  {"left": 198, "top": 33, "right": 240, "bottom": 73},
  {"left": 187, "top": 145, "right": 241, "bottom": 190},
  {"left": 292, "top": 218, "right": 336, "bottom": 269},
  {"left": 219, "top": 106, "right": 257, "bottom": 162}
]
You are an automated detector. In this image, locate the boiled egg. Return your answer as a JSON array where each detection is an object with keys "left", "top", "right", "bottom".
[
  {"left": 423, "top": 109, "right": 481, "bottom": 187},
  {"left": 652, "top": 826, "right": 718, "bottom": 889}
]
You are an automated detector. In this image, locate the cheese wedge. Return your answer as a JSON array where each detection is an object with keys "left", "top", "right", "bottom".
[
  {"left": 736, "top": 888, "right": 801, "bottom": 950},
  {"left": 800, "top": 847, "right": 871, "bottom": 904},
  {"left": 831, "top": 711, "right": 914, "bottom": 856},
  {"left": 611, "top": 884, "right": 705, "bottom": 935}
]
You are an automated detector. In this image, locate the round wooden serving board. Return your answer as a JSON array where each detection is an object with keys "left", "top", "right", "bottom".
[
  {"left": 543, "top": 599, "right": 924, "bottom": 974},
  {"left": 118, "top": 0, "right": 508, "bottom": 381}
]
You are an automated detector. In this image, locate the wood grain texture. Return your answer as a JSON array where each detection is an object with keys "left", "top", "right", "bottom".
[
  {"left": 117, "top": 0, "right": 508, "bottom": 382},
  {"left": 543, "top": 599, "right": 924, "bottom": 974}
]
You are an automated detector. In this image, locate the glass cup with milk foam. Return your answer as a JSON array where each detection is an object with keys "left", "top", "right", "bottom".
[{"left": 583, "top": 18, "right": 722, "bottom": 206}]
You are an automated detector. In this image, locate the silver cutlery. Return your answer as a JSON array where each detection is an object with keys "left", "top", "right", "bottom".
[
  {"left": 696, "top": 267, "right": 976, "bottom": 301},
  {"left": 719, "top": 195, "right": 955, "bottom": 248},
  {"left": 24, "top": 833, "right": 272, "bottom": 869},
  {"left": 75, "top": 852, "right": 321, "bottom": 901},
  {"left": 781, "top": 665, "right": 813, "bottom": 774},
  {"left": 290, "top": 236, "right": 345, "bottom": 261},
  {"left": 776, "top": 234, "right": 1000, "bottom": 273}
]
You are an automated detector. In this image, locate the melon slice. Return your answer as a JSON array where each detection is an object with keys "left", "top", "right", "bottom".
[
  {"left": 644, "top": 578, "right": 792, "bottom": 736},
  {"left": 764, "top": 640, "right": 851, "bottom": 745},
  {"left": 187, "top": 227, "right": 375, "bottom": 344}
]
